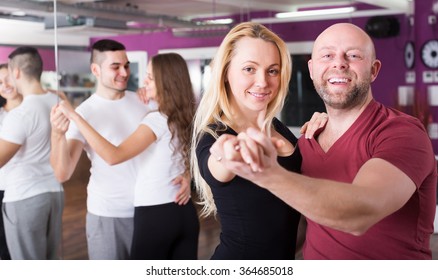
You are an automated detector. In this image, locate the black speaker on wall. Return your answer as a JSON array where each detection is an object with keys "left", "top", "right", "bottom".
[{"left": 365, "top": 16, "right": 400, "bottom": 38}]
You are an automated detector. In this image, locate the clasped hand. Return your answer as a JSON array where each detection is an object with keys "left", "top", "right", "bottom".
[
  {"left": 50, "top": 100, "right": 76, "bottom": 135},
  {"left": 209, "top": 128, "right": 280, "bottom": 181},
  {"left": 209, "top": 112, "right": 328, "bottom": 180}
]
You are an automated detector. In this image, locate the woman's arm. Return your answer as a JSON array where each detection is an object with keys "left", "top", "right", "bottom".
[
  {"left": 58, "top": 100, "right": 156, "bottom": 165},
  {"left": 206, "top": 133, "right": 241, "bottom": 183}
]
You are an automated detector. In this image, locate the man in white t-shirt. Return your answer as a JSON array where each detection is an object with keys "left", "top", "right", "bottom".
[
  {"left": 50, "top": 39, "right": 189, "bottom": 260},
  {"left": 0, "top": 47, "right": 63, "bottom": 259}
]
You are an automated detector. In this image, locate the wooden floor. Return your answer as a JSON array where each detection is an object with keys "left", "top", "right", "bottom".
[
  {"left": 60, "top": 153, "right": 438, "bottom": 260},
  {"left": 61, "top": 181, "right": 221, "bottom": 259}
]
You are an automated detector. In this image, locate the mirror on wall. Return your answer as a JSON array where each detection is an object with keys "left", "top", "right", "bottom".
[
  {"left": 126, "top": 51, "right": 148, "bottom": 92},
  {"left": 282, "top": 54, "right": 326, "bottom": 130},
  {"left": 0, "top": 0, "right": 91, "bottom": 261},
  {"left": 0, "top": 0, "right": 154, "bottom": 261}
]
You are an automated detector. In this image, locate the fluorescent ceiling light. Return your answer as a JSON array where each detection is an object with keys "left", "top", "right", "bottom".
[
  {"left": 276, "top": 7, "right": 356, "bottom": 19},
  {"left": 201, "top": 18, "right": 234, "bottom": 25},
  {"left": 11, "top": 11, "right": 27, "bottom": 16}
]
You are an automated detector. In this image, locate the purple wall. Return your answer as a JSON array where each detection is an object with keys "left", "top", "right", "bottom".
[
  {"left": 414, "top": 0, "right": 438, "bottom": 152},
  {"left": 101, "top": 31, "right": 224, "bottom": 57}
]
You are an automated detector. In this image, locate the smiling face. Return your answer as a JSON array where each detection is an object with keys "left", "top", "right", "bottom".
[
  {"left": 144, "top": 61, "right": 157, "bottom": 102},
  {"left": 92, "top": 50, "right": 130, "bottom": 93},
  {"left": 0, "top": 67, "right": 19, "bottom": 101},
  {"left": 226, "top": 37, "right": 281, "bottom": 116},
  {"left": 308, "top": 23, "right": 381, "bottom": 110}
]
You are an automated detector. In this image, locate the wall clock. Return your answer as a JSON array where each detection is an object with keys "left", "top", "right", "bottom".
[
  {"left": 404, "top": 41, "right": 415, "bottom": 69},
  {"left": 421, "top": 39, "right": 438, "bottom": 69}
]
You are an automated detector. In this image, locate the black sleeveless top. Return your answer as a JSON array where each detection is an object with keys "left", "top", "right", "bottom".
[{"left": 196, "top": 118, "right": 302, "bottom": 259}]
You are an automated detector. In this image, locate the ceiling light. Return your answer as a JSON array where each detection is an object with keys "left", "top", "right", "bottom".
[
  {"left": 276, "top": 7, "right": 356, "bottom": 19},
  {"left": 172, "top": 25, "right": 230, "bottom": 37},
  {"left": 201, "top": 18, "right": 233, "bottom": 25},
  {"left": 11, "top": 11, "right": 26, "bottom": 17}
]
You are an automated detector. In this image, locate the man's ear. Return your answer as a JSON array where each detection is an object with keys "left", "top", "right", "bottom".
[
  {"left": 307, "top": 59, "right": 314, "bottom": 80},
  {"left": 12, "top": 67, "right": 20, "bottom": 80},
  {"left": 370, "top": 59, "right": 382, "bottom": 83},
  {"left": 90, "top": 63, "right": 100, "bottom": 77}
]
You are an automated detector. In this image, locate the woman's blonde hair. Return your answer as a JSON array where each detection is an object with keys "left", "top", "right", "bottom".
[{"left": 190, "top": 22, "right": 292, "bottom": 217}]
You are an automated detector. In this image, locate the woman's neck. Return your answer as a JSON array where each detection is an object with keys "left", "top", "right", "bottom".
[{"left": 227, "top": 109, "right": 267, "bottom": 133}]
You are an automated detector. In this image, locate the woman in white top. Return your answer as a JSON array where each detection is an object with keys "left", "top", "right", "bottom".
[
  {"left": 0, "top": 63, "right": 22, "bottom": 260},
  {"left": 56, "top": 53, "right": 200, "bottom": 260}
]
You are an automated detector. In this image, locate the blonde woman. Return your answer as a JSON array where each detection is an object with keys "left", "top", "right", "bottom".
[{"left": 191, "top": 22, "right": 302, "bottom": 259}]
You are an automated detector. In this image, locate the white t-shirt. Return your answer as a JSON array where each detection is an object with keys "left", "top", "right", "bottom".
[
  {"left": 134, "top": 111, "right": 185, "bottom": 206},
  {"left": 0, "top": 107, "right": 7, "bottom": 192},
  {"left": 0, "top": 93, "right": 62, "bottom": 202},
  {"left": 66, "top": 91, "right": 149, "bottom": 217},
  {"left": 0, "top": 107, "right": 7, "bottom": 128}
]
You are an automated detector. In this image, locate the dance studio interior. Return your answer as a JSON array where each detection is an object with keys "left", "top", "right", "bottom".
[{"left": 0, "top": 0, "right": 437, "bottom": 260}]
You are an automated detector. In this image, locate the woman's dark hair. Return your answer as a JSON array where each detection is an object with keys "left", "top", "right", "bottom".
[
  {"left": 151, "top": 53, "right": 196, "bottom": 172},
  {"left": 0, "top": 97, "right": 5, "bottom": 108},
  {"left": 0, "top": 63, "right": 7, "bottom": 107}
]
